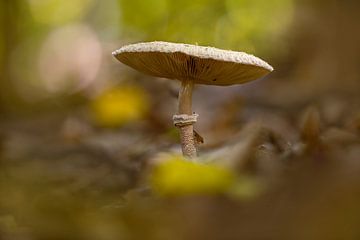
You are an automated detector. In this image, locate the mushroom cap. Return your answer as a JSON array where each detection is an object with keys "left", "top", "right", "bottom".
[{"left": 113, "top": 41, "right": 273, "bottom": 86}]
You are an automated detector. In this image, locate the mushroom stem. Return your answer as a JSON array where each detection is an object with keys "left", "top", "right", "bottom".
[
  {"left": 177, "top": 79, "right": 197, "bottom": 158},
  {"left": 178, "top": 79, "right": 193, "bottom": 115}
]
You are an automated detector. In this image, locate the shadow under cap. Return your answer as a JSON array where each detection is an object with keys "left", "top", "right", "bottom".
[{"left": 113, "top": 41, "right": 273, "bottom": 86}]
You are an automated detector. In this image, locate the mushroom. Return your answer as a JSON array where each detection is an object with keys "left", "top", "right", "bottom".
[{"left": 112, "top": 41, "right": 273, "bottom": 159}]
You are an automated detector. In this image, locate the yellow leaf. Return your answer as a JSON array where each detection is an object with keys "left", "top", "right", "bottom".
[
  {"left": 91, "top": 85, "right": 149, "bottom": 128},
  {"left": 151, "top": 155, "right": 235, "bottom": 196}
]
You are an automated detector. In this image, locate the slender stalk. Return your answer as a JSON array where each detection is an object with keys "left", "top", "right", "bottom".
[{"left": 177, "top": 80, "right": 197, "bottom": 158}]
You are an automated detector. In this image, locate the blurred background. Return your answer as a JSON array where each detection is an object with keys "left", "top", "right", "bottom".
[{"left": 0, "top": 0, "right": 359, "bottom": 239}]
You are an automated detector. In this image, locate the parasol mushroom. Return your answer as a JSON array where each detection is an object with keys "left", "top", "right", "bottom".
[{"left": 112, "top": 41, "right": 273, "bottom": 159}]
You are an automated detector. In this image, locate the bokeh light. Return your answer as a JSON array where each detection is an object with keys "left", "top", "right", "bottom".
[{"left": 38, "top": 24, "right": 102, "bottom": 94}]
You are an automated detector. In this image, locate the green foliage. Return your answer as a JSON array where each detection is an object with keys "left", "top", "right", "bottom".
[
  {"left": 28, "top": 0, "right": 94, "bottom": 26},
  {"left": 118, "top": 0, "right": 294, "bottom": 55},
  {"left": 119, "top": 0, "right": 168, "bottom": 31}
]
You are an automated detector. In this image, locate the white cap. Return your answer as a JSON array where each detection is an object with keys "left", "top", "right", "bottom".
[{"left": 113, "top": 41, "right": 273, "bottom": 86}]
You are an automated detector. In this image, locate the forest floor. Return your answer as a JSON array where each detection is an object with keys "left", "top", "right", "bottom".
[{"left": 0, "top": 90, "right": 360, "bottom": 240}]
